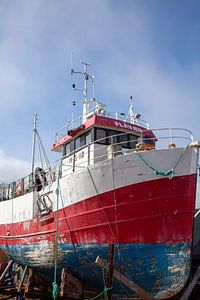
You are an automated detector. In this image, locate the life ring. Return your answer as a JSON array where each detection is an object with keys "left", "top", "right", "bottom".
[{"left": 34, "top": 167, "right": 47, "bottom": 192}]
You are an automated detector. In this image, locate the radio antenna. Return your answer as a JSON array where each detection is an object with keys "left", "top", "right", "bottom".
[
  {"left": 70, "top": 52, "right": 74, "bottom": 72},
  {"left": 71, "top": 60, "right": 94, "bottom": 102}
]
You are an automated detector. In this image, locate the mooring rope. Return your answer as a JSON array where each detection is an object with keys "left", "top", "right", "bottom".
[
  {"left": 85, "top": 286, "right": 112, "bottom": 300},
  {"left": 136, "top": 145, "right": 188, "bottom": 179},
  {"left": 52, "top": 165, "right": 61, "bottom": 299}
]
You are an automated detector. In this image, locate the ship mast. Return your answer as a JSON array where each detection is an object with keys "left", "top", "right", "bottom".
[
  {"left": 82, "top": 61, "right": 90, "bottom": 101},
  {"left": 71, "top": 61, "right": 95, "bottom": 122},
  {"left": 31, "top": 113, "right": 51, "bottom": 177}
]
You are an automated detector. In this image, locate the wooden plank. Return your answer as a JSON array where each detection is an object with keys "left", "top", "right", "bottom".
[
  {"left": 95, "top": 256, "right": 155, "bottom": 300},
  {"left": 60, "top": 268, "right": 83, "bottom": 299},
  {"left": 24, "top": 269, "right": 50, "bottom": 294},
  {"left": 25, "top": 269, "right": 33, "bottom": 293}
]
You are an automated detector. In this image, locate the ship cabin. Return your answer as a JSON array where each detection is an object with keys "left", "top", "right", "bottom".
[{"left": 51, "top": 99, "right": 156, "bottom": 177}]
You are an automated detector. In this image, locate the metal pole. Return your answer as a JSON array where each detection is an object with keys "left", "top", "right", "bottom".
[
  {"left": 83, "top": 62, "right": 88, "bottom": 102},
  {"left": 31, "top": 113, "right": 37, "bottom": 175}
]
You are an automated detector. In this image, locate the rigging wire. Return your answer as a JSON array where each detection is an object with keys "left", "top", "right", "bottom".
[{"left": 37, "top": 135, "right": 44, "bottom": 170}]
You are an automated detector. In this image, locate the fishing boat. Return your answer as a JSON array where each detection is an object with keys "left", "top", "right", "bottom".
[{"left": 0, "top": 61, "right": 199, "bottom": 299}]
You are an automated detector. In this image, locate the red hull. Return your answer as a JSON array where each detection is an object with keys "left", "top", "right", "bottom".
[{"left": 0, "top": 174, "right": 196, "bottom": 246}]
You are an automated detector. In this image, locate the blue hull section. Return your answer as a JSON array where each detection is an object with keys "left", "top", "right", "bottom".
[{"left": 1, "top": 242, "right": 191, "bottom": 299}]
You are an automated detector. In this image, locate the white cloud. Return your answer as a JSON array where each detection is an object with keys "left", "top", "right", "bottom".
[
  {"left": 99, "top": 60, "right": 200, "bottom": 138},
  {"left": 0, "top": 0, "right": 199, "bottom": 184},
  {"left": 0, "top": 149, "right": 30, "bottom": 183},
  {"left": 0, "top": 60, "right": 35, "bottom": 113}
]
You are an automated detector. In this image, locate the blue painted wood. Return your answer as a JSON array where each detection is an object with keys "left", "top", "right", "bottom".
[{"left": 1, "top": 242, "right": 191, "bottom": 299}]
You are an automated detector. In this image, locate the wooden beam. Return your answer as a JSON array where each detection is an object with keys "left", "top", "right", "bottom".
[
  {"left": 0, "top": 260, "right": 13, "bottom": 284},
  {"left": 180, "top": 265, "right": 200, "bottom": 300},
  {"left": 25, "top": 268, "right": 33, "bottom": 294},
  {"left": 17, "top": 265, "right": 28, "bottom": 292},
  {"left": 106, "top": 244, "right": 115, "bottom": 300},
  {"left": 95, "top": 256, "right": 155, "bottom": 300},
  {"left": 60, "top": 268, "right": 83, "bottom": 299}
]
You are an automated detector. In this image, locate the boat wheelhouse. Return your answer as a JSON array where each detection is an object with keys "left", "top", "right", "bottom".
[{"left": 52, "top": 100, "right": 156, "bottom": 176}]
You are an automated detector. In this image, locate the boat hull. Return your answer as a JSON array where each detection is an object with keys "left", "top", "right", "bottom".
[
  {"left": 1, "top": 242, "right": 191, "bottom": 299},
  {"left": 0, "top": 146, "right": 198, "bottom": 298}
]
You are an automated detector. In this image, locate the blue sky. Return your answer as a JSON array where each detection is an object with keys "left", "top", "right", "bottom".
[{"left": 0, "top": 0, "right": 200, "bottom": 203}]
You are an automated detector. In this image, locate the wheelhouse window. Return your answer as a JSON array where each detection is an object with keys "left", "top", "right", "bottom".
[
  {"left": 75, "top": 136, "right": 81, "bottom": 149},
  {"left": 65, "top": 143, "right": 71, "bottom": 156},
  {"left": 129, "top": 134, "right": 138, "bottom": 149},
  {"left": 64, "top": 140, "right": 74, "bottom": 156},
  {"left": 75, "top": 130, "right": 92, "bottom": 150},
  {"left": 108, "top": 130, "right": 119, "bottom": 144},
  {"left": 80, "top": 134, "right": 86, "bottom": 147},
  {"left": 86, "top": 131, "right": 92, "bottom": 144},
  {"left": 75, "top": 134, "right": 85, "bottom": 149},
  {"left": 95, "top": 127, "right": 139, "bottom": 149},
  {"left": 95, "top": 128, "right": 107, "bottom": 144},
  {"left": 119, "top": 133, "right": 129, "bottom": 148}
]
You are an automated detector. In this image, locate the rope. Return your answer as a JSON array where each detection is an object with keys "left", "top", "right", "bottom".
[
  {"left": 85, "top": 287, "right": 112, "bottom": 300},
  {"left": 52, "top": 281, "right": 60, "bottom": 299},
  {"left": 59, "top": 188, "right": 77, "bottom": 254},
  {"left": 52, "top": 165, "right": 61, "bottom": 299},
  {"left": 110, "top": 155, "right": 119, "bottom": 248},
  {"left": 86, "top": 167, "right": 138, "bottom": 288},
  {"left": 136, "top": 146, "right": 188, "bottom": 179}
]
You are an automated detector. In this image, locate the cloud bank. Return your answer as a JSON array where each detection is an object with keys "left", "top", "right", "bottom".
[
  {"left": 0, "top": 150, "right": 30, "bottom": 183},
  {"left": 0, "top": 0, "right": 199, "bottom": 211}
]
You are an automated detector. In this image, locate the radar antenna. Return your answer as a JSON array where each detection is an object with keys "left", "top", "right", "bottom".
[
  {"left": 71, "top": 60, "right": 98, "bottom": 122},
  {"left": 71, "top": 60, "right": 95, "bottom": 102}
]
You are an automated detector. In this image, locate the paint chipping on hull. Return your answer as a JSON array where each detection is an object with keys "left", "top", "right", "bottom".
[{"left": 1, "top": 242, "right": 191, "bottom": 299}]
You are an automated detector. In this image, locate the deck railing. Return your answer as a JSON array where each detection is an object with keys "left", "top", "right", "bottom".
[
  {"left": 55, "top": 110, "right": 149, "bottom": 141},
  {"left": 0, "top": 167, "right": 56, "bottom": 202},
  {"left": 0, "top": 128, "right": 194, "bottom": 201},
  {"left": 60, "top": 127, "right": 194, "bottom": 178}
]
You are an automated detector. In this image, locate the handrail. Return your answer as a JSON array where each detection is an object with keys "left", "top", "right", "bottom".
[
  {"left": 55, "top": 115, "right": 83, "bottom": 141},
  {"left": 0, "top": 128, "right": 194, "bottom": 201},
  {"left": 0, "top": 165, "right": 57, "bottom": 202},
  {"left": 61, "top": 127, "right": 193, "bottom": 160},
  {"left": 59, "top": 127, "right": 194, "bottom": 179},
  {"left": 55, "top": 110, "right": 150, "bottom": 141}
]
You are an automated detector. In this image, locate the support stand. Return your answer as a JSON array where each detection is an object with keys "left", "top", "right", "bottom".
[
  {"left": 106, "top": 244, "right": 114, "bottom": 300},
  {"left": 0, "top": 260, "right": 13, "bottom": 285},
  {"left": 180, "top": 265, "right": 200, "bottom": 300},
  {"left": 60, "top": 268, "right": 84, "bottom": 299},
  {"left": 95, "top": 256, "right": 155, "bottom": 300}
]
